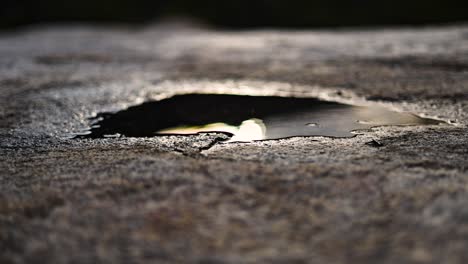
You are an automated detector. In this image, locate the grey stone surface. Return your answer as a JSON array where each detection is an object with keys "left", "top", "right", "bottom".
[{"left": 1, "top": 22, "right": 468, "bottom": 263}]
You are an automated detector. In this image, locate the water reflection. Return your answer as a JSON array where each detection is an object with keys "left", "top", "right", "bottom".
[{"left": 76, "top": 94, "right": 441, "bottom": 142}]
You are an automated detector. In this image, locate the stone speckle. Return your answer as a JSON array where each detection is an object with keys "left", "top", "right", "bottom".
[{"left": 1, "top": 23, "right": 468, "bottom": 263}]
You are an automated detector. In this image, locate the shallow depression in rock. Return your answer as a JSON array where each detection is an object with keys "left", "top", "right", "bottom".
[{"left": 75, "top": 94, "right": 442, "bottom": 142}]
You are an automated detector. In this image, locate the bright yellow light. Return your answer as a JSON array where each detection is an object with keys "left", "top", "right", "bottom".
[{"left": 156, "top": 118, "right": 266, "bottom": 142}]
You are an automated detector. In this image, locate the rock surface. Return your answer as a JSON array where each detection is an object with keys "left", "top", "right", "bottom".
[{"left": 1, "top": 23, "right": 468, "bottom": 263}]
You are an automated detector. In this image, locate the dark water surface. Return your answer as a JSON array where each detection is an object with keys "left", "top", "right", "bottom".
[{"left": 76, "top": 94, "right": 441, "bottom": 142}]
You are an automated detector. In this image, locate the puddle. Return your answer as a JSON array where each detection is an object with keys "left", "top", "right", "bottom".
[{"left": 75, "top": 94, "right": 442, "bottom": 142}]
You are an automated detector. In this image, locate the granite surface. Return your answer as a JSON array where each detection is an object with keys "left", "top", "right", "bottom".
[{"left": 1, "top": 23, "right": 468, "bottom": 263}]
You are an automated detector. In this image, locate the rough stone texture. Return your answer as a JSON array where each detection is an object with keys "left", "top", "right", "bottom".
[{"left": 1, "top": 22, "right": 468, "bottom": 263}]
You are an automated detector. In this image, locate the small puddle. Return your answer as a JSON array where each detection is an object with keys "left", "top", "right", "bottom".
[{"left": 75, "top": 94, "right": 442, "bottom": 142}]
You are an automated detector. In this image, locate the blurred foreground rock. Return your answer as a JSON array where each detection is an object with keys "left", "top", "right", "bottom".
[{"left": 1, "top": 23, "right": 468, "bottom": 263}]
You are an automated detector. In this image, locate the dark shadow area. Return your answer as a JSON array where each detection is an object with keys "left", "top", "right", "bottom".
[
  {"left": 1, "top": 0, "right": 468, "bottom": 29},
  {"left": 76, "top": 94, "right": 441, "bottom": 142}
]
